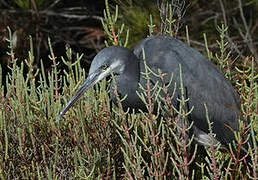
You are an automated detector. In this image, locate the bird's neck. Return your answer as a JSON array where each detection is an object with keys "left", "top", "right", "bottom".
[
  {"left": 116, "top": 54, "right": 140, "bottom": 94},
  {"left": 110, "top": 54, "right": 143, "bottom": 110}
]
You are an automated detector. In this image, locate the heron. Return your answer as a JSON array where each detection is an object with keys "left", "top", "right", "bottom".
[{"left": 58, "top": 35, "right": 241, "bottom": 147}]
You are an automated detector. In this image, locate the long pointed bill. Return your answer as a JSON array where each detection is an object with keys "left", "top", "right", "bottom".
[{"left": 58, "top": 68, "right": 108, "bottom": 120}]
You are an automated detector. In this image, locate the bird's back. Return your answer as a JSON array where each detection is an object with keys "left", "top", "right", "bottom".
[{"left": 134, "top": 35, "right": 240, "bottom": 145}]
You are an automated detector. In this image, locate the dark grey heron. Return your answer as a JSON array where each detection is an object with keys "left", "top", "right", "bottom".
[{"left": 58, "top": 35, "right": 241, "bottom": 147}]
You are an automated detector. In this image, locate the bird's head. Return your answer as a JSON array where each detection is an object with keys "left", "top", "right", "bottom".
[
  {"left": 58, "top": 46, "right": 131, "bottom": 120},
  {"left": 88, "top": 46, "right": 127, "bottom": 79}
]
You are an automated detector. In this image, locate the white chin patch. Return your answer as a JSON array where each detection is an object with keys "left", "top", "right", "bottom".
[{"left": 96, "top": 60, "right": 122, "bottom": 82}]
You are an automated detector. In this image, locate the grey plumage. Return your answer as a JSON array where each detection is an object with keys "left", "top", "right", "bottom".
[{"left": 58, "top": 35, "right": 241, "bottom": 146}]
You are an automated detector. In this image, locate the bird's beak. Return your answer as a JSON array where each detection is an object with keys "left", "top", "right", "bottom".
[{"left": 58, "top": 67, "right": 111, "bottom": 120}]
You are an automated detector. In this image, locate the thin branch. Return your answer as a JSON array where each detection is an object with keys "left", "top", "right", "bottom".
[
  {"left": 0, "top": 9, "right": 102, "bottom": 21},
  {"left": 237, "top": 0, "right": 258, "bottom": 62},
  {"left": 219, "top": 0, "right": 228, "bottom": 27},
  {"left": 0, "top": 0, "right": 12, "bottom": 8},
  {"left": 45, "top": 0, "right": 62, "bottom": 10}
]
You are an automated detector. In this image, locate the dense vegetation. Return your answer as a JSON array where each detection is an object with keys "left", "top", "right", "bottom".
[{"left": 0, "top": 0, "right": 257, "bottom": 179}]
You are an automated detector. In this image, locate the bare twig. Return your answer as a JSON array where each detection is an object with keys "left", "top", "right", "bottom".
[
  {"left": 218, "top": 0, "right": 245, "bottom": 59},
  {"left": 235, "top": 0, "right": 258, "bottom": 62},
  {"left": 45, "top": 0, "right": 62, "bottom": 10},
  {"left": 0, "top": 8, "right": 102, "bottom": 21},
  {"left": 0, "top": 0, "right": 12, "bottom": 8},
  {"left": 157, "top": 0, "right": 188, "bottom": 36},
  {"left": 219, "top": 0, "right": 228, "bottom": 27}
]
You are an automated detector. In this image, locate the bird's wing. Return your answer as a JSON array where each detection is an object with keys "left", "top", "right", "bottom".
[{"left": 134, "top": 35, "right": 240, "bottom": 144}]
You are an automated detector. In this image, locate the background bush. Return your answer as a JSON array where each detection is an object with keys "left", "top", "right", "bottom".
[{"left": 0, "top": 0, "right": 257, "bottom": 179}]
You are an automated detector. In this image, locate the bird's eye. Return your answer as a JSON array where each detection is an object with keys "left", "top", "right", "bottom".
[{"left": 102, "top": 64, "right": 108, "bottom": 70}]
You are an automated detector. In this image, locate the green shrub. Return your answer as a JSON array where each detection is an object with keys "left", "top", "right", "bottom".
[{"left": 0, "top": 1, "right": 257, "bottom": 179}]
